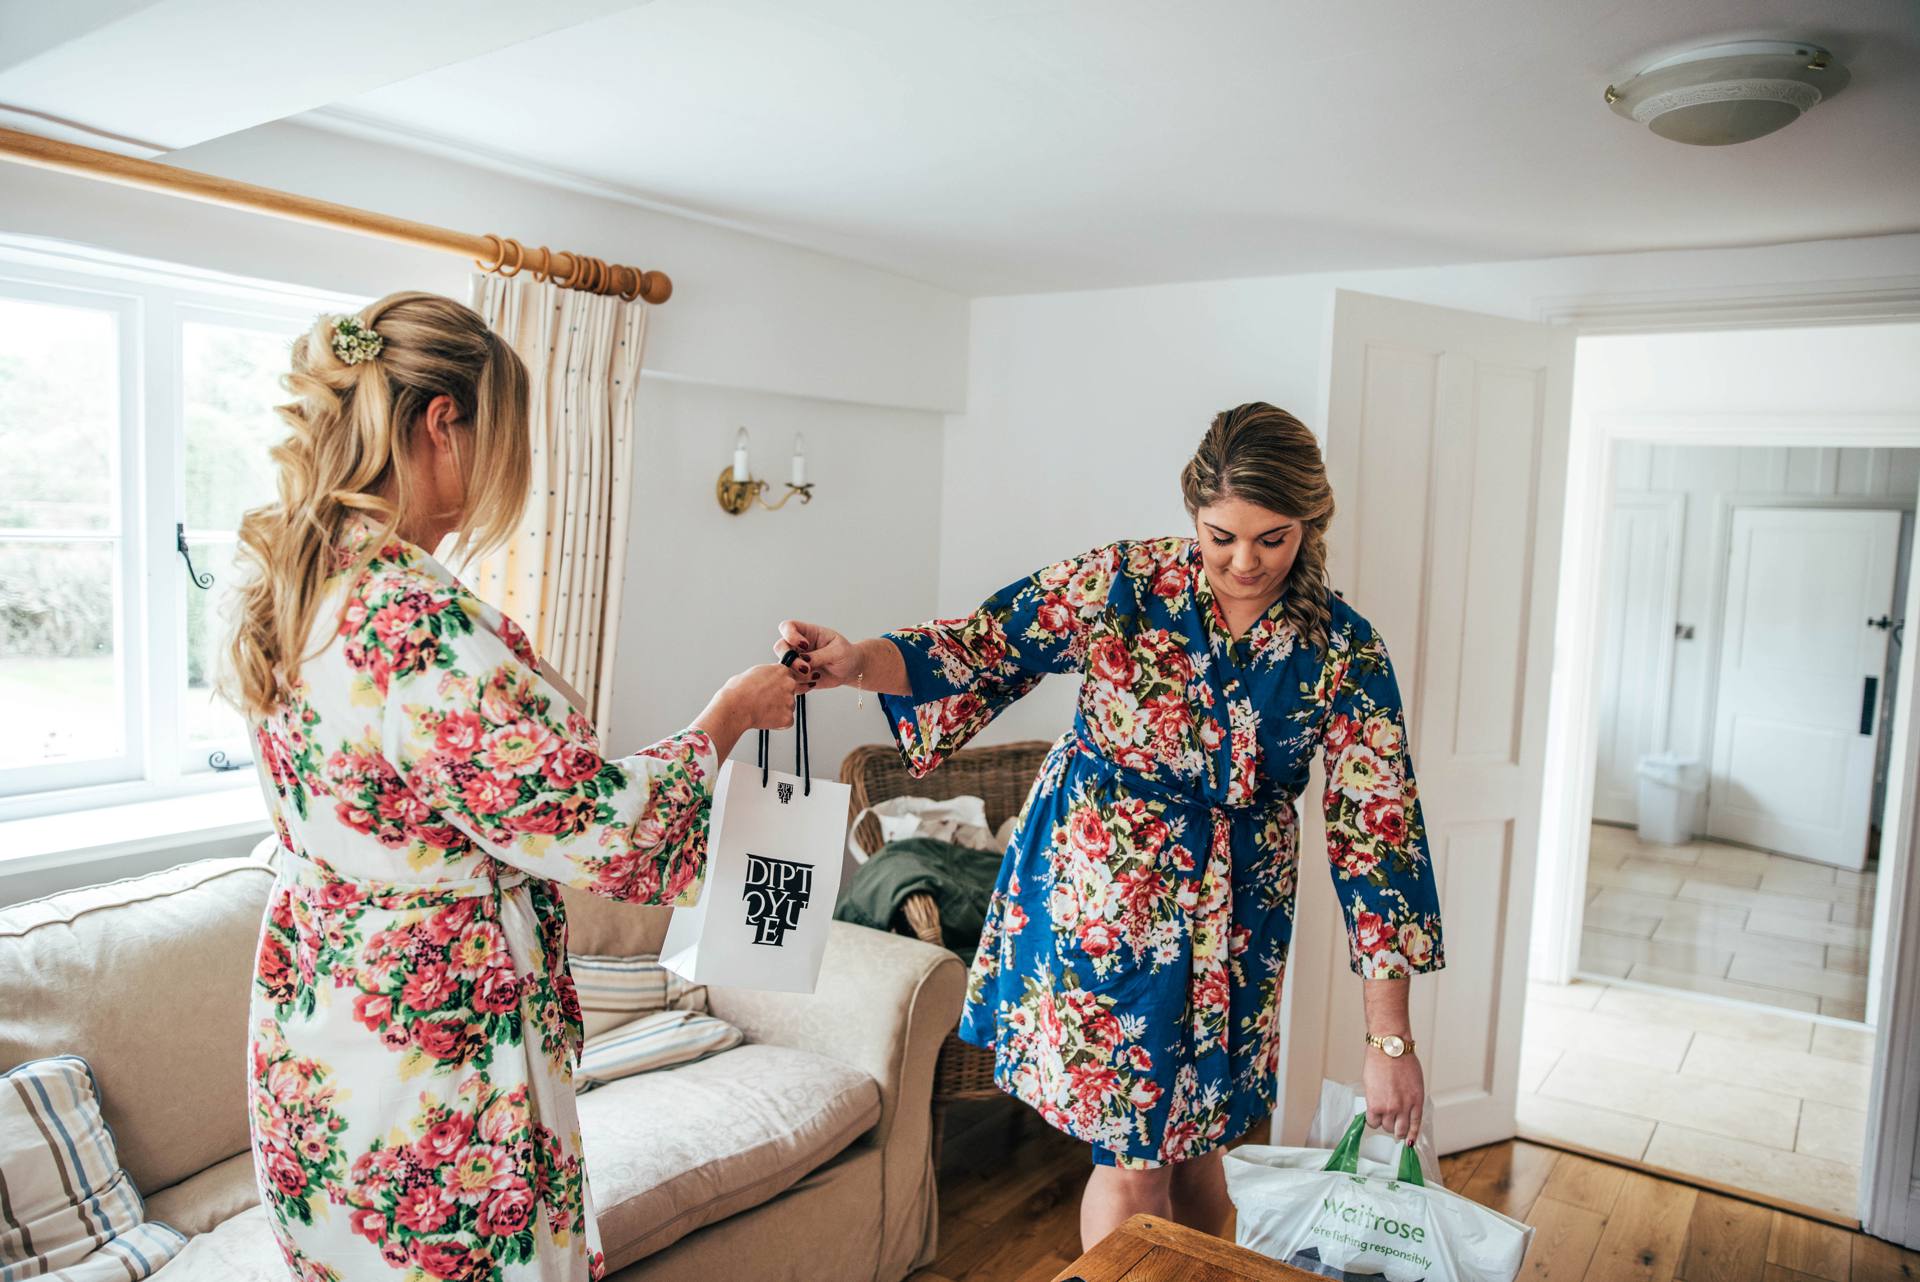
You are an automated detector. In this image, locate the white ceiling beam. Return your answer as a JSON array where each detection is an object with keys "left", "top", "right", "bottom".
[{"left": 0, "top": 0, "right": 650, "bottom": 155}]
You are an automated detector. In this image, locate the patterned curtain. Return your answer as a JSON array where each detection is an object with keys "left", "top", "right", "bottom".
[{"left": 463, "top": 272, "right": 648, "bottom": 730}]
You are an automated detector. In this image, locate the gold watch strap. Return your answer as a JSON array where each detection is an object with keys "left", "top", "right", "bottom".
[{"left": 1366, "top": 1033, "right": 1415, "bottom": 1051}]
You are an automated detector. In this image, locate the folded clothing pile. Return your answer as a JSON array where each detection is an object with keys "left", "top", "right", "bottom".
[{"left": 834, "top": 836, "right": 1005, "bottom": 959}]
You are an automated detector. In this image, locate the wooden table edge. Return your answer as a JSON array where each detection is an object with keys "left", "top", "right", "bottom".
[{"left": 1054, "top": 1214, "right": 1319, "bottom": 1281}]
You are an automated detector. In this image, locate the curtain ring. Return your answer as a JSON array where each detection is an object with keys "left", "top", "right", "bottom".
[
  {"left": 529, "top": 245, "right": 552, "bottom": 283},
  {"left": 497, "top": 237, "right": 525, "bottom": 277},
  {"left": 552, "top": 251, "right": 577, "bottom": 288},
  {"left": 474, "top": 232, "right": 503, "bottom": 272},
  {"left": 588, "top": 255, "right": 607, "bottom": 293},
  {"left": 616, "top": 265, "right": 643, "bottom": 302}
]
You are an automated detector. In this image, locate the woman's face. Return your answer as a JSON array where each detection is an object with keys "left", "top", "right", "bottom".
[{"left": 1195, "top": 496, "right": 1302, "bottom": 608}]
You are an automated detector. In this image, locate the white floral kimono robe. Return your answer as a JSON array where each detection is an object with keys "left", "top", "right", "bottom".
[{"left": 245, "top": 521, "right": 716, "bottom": 1282}]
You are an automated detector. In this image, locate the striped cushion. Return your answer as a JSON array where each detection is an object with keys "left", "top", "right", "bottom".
[
  {"left": 570, "top": 953, "right": 707, "bottom": 1040},
  {"left": 1, "top": 1056, "right": 186, "bottom": 1280},
  {"left": 575, "top": 1011, "right": 745, "bottom": 1092}
]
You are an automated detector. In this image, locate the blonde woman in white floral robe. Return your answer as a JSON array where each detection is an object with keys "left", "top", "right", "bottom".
[{"left": 226, "top": 293, "right": 797, "bottom": 1282}]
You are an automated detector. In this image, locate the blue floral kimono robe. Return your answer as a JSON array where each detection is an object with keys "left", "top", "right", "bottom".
[{"left": 878, "top": 537, "right": 1446, "bottom": 1168}]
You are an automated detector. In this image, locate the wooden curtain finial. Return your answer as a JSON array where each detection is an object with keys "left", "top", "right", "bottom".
[{"left": 478, "top": 233, "right": 665, "bottom": 302}]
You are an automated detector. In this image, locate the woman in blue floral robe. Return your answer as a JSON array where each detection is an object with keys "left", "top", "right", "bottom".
[{"left": 780, "top": 403, "right": 1445, "bottom": 1245}]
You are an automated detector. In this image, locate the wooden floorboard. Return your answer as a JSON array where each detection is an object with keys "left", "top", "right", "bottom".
[{"left": 912, "top": 1103, "right": 1920, "bottom": 1282}]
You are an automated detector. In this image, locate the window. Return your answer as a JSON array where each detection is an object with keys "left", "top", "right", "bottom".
[{"left": 0, "top": 240, "right": 363, "bottom": 817}]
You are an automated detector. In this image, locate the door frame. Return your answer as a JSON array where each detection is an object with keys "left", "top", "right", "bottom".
[
  {"left": 1533, "top": 405, "right": 1920, "bottom": 1236},
  {"left": 1591, "top": 490, "right": 1685, "bottom": 824}
]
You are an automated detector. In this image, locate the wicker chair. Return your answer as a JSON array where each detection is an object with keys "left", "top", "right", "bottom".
[{"left": 840, "top": 739, "right": 1053, "bottom": 1155}]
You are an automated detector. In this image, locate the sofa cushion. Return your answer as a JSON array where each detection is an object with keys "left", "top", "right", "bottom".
[
  {"left": 149, "top": 1045, "right": 883, "bottom": 1280},
  {"left": 580, "top": 1042, "right": 881, "bottom": 1272},
  {"left": 143, "top": 1153, "right": 261, "bottom": 1239},
  {"left": 576, "top": 1009, "right": 744, "bottom": 1091},
  {"left": 571, "top": 952, "right": 709, "bottom": 1040},
  {"left": 0, "top": 857, "right": 272, "bottom": 1196},
  {"left": 147, "top": 1204, "right": 275, "bottom": 1281},
  {"left": 0, "top": 1054, "right": 187, "bottom": 1278}
]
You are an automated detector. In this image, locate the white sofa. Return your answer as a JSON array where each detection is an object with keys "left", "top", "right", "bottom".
[{"left": 0, "top": 855, "right": 965, "bottom": 1280}]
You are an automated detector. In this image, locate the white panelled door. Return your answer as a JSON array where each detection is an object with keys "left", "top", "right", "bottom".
[
  {"left": 1593, "top": 495, "right": 1685, "bottom": 825},
  {"left": 1277, "top": 290, "right": 1574, "bottom": 1155},
  {"left": 1705, "top": 506, "right": 1902, "bottom": 870}
]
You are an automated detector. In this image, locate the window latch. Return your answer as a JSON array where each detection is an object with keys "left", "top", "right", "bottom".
[{"left": 177, "top": 522, "right": 213, "bottom": 590}]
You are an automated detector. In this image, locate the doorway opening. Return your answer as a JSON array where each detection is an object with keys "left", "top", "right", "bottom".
[{"left": 1522, "top": 322, "right": 1920, "bottom": 1226}]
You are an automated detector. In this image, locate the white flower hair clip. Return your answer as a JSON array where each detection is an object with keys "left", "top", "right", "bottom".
[{"left": 330, "top": 316, "right": 384, "bottom": 365}]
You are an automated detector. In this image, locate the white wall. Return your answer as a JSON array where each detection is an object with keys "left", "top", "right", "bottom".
[
  {"left": 0, "top": 120, "right": 965, "bottom": 900},
  {"left": 934, "top": 236, "right": 1920, "bottom": 747},
  {"left": 608, "top": 376, "right": 942, "bottom": 775}
]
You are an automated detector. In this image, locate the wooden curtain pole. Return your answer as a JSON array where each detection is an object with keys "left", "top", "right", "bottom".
[{"left": 0, "top": 125, "right": 672, "bottom": 304}]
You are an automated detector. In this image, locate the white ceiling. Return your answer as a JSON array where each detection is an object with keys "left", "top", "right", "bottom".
[
  {"left": 12, "top": 1, "right": 1920, "bottom": 295},
  {"left": 0, "top": 0, "right": 643, "bottom": 151}
]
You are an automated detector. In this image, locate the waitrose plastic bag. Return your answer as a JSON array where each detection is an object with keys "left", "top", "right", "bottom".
[
  {"left": 1306, "top": 1079, "right": 1443, "bottom": 1187},
  {"left": 1225, "top": 1112, "right": 1533, "bottom": 1282}
]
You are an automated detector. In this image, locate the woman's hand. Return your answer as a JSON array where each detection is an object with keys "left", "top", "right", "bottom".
[
  {"left": 1361, "top": 1047, "right": 1426, "bottom": 1145},
  {"left": 693, "top": 662, "right": 801, "bottom": 762},
  {"left": 774, "top": 620, "right": 859, "bottom": 691}
]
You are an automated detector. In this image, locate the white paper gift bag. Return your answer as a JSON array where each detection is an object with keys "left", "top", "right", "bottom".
[{"left": 661, "top": 688, "right": 850, "bottom": 993}]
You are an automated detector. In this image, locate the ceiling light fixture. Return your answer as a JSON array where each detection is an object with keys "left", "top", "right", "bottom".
[{"left": 1605, "top": 40, "right": 1849, "bottom": 146}]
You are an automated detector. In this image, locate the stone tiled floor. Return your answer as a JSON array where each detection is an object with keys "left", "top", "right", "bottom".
[
  {"left": 1517, "top": 824, "right": 1879, "bottom": 1219},
  {"left": 1578, "top": 821, "right": 1874, "bottom": 1020}
]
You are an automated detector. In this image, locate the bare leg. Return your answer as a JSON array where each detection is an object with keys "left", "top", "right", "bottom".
[
  {"left": 1168, "top": 1149, "right": 1232, "bottom": 1236},
  {"left": 1080, "top": 1163, "right": 1173, "bottom": 1252}
]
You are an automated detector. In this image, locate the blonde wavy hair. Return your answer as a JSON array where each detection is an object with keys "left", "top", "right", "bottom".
[
  {"left": 224, "top": 291, "right": 531, "bottom": 717},
  {"left": 1180, "top": 402, "right": 1336, "bottom": 655}
]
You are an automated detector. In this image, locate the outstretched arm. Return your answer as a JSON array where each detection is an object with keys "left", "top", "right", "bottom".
[
  {"left": 359, "top": 573, "right": 796, "bottom": 904},
  {"left": 775, "top": 624, "right": 913, "bottom": 698},
  {"left": 779, "top": 543, "right": 1122, "bottom": 776}
]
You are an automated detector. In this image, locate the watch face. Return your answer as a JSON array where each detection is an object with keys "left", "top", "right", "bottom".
[{"left": 1381, "top": 1035, "right": 1405, "bottom": 1056}]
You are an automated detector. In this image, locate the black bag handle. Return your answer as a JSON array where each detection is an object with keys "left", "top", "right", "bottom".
[{"left": 756, "top": 650, "right": 810, "bottom": 795}]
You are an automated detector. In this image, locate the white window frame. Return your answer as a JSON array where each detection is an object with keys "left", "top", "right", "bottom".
[
  {"left": 0, "top": 235, "right": 365, "bottom": 823},
  {"left": 0, "top": 276, "right": 142, "bottom": 798}
]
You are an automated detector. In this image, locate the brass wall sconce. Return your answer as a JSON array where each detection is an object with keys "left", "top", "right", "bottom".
[{"left": 717, "top": 427, "right": 813, "bottom": 514}]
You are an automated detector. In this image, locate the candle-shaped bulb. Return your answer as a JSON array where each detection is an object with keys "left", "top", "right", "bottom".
[
  {"left": 791, "top": 434, "right": 807, "bottom": 488},
  {"left": 732, "top": 427, "right": 750, "bottom": 483}
]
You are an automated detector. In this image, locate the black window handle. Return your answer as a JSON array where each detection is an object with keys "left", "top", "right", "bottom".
[
  {"left": 1861, "top": 675, "right": 1879, "bottom": 736},
  {"left": 177, "top": 523, "right": 213, "bottom": 590}
]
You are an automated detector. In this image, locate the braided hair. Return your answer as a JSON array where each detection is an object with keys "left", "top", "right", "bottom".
[{"left": 1179, "top": 402, "right": 1336, "bottom": 655}]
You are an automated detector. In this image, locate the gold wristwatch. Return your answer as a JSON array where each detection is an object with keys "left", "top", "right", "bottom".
[{"left": 1365, "top": 1032, "right": 1414, "bottom": 1058}]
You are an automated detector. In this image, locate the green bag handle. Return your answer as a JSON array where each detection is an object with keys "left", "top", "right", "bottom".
[{"left": 1321, "top": 1110, "right": 1426, "bottom": 1186}]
